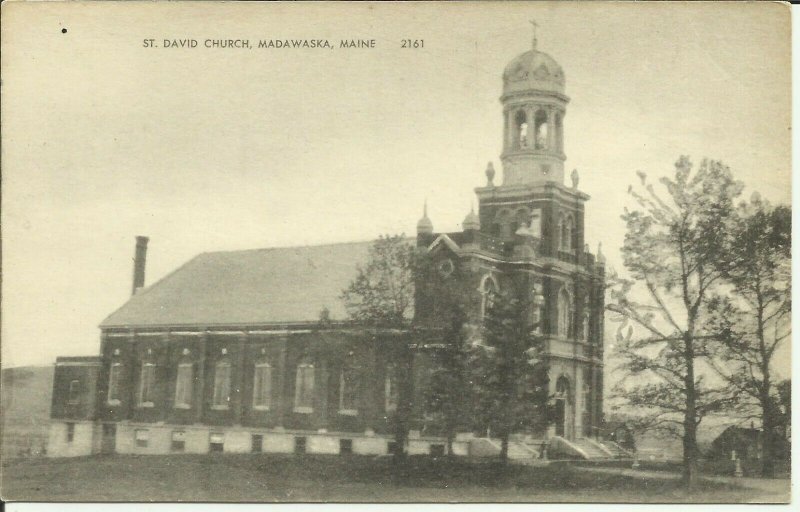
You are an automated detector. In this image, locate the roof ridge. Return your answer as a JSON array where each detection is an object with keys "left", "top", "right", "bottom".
[{"left": 202, "top": 236, "right": 413, "bottom": 255}]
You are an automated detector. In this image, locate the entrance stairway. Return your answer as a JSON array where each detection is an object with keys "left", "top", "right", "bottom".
[
  {"left": 469, "top": 437, "right": 542, "bottom": 461},
  {"left": 549, "top": 436, "right": 616, "bottom": 460},
  {"left": 598, "top": 440, "right": 634, "bottom": 459}
]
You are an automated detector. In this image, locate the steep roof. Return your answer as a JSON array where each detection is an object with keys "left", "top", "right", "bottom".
[{"left": 100, "top": 240, "right": 381, "bottom": 328}]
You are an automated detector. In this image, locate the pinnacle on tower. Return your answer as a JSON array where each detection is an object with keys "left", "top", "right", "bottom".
[{"left": 416, "top": 199, "right": 433, "bottom": 235}]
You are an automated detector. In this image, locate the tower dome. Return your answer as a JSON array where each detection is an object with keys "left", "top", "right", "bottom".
[{"left": 502, "top": 49, "right": 565, "bottom": 96}]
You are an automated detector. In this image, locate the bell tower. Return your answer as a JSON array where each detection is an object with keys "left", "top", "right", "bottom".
[{"left": 500, "top": 23, "right": 569, "bottom": 186}]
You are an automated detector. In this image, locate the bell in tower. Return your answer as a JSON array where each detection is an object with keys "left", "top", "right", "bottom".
[{"left": 500, "top": 23, "right": 568, "bottom": 186}]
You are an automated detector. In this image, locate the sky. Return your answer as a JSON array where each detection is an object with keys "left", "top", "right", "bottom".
[{"left": 1, "top": 2, "right": 791, "bottom": 369}]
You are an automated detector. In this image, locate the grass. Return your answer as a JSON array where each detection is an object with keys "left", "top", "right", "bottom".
[{"left": 1, "top": 453, "right": 789, "bottom": 503}]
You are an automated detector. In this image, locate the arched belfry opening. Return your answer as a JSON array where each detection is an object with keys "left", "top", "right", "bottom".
[
  {"left": 534, "top": 109, "right": 548, "bottom": 149},
  {"left": 514, "top": 110, "right": 528, "bottom": 149}
]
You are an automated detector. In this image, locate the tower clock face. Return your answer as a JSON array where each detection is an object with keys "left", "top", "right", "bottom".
[{"left": 438, "top": 258, "right": 455, "bottom": 277}]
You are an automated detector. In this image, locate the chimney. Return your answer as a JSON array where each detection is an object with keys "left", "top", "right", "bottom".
[{"left": 132, "top": 236, "right": 149, "bottom": 295}]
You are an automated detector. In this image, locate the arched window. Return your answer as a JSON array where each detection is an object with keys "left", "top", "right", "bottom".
[
  {"left": 558, "top": 288, "right": 572, "bottom": 338},
  {"left": 480, "top": 275, "right": 499, "bottom": 320},
  {"left": 534, "top": 109, "right": 548, "bottom": 149},
  {"left": 294, "top": 361, "right": 315, "bottom": 413},
  {"left": 556, "top": 376, "right": 570, "bottom": 398},
  {"left": 555, "top": 113, "right": 563, "bottom": 152},
  {"left": 108, "top": 362, "right": 122, "bottom": 404},
  {"left": 139, "top": 362, "right": 156, "bottom": 407},
  {"left": 514, "top": 110, "right": 528, "bottom": 149},
  {"left": 253, "top": 361, "right": 272, "bottom": 410},
  {"left": 339, "top": 363, "right": 360, "bottom": 416},
  {"left": 174, "top": 362, "right": 193, "bottom": 409},
  {"left": 212, "top": 360, "right": 231, "bottom": 409},
  {"left": 385, "top": 364, "right": 399, "bottom": 414}
]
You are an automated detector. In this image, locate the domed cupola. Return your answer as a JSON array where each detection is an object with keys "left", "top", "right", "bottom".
[
  {"left": 499, "top": 23, "right": 570, "bottom": 187},
  {"left": 502, "top": 49, "right": 565, "bottom": 97},
  {"left": 462, "top": 205, "right": 480, "bottom": 232}
]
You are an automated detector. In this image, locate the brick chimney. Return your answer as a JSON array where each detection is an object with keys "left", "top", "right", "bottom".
[{"left": 132, "top": 236, "right": 149, "bottom": 295}]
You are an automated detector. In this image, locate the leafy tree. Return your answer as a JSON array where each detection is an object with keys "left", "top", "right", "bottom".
[
  {"left": 342, "top": 234, "right": 416, "bottom": 327},
  {"left": 703, "top": 197, "right": 791, "bottom": 477},
  {"left": 470, "top": 287, "right": 549, "bottom": 464},
  {"left": 607, "top": 157, "right": 743, "bottom": 488},
  {"left": 341, "top": 234, "right": 416, "bottom": 460}
]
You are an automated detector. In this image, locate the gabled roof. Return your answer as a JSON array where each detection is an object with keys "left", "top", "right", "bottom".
[{"left": 100, "top": 240, "right": 384, "bottom": 328}]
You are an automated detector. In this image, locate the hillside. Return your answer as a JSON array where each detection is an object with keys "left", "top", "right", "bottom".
[{"left": 1, "top": 366, "right": 53, "bottom": 458}]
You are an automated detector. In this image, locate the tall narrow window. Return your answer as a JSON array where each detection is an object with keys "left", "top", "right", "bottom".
[
  {"left": 139, "top": 363, "right": 156, "bottom": 406},
  {"left": 66, "top": 422, "right": 75, "bottom": 443},
  {"left": 68, "top": 379, "right": 80, "bottom": 404},
  {"left": 339, "top": 364, "right": 359, "bottom": 415},
  {"left": 108, "top": 363, "right": 121, "bottom": 404},
  {"left": 385, "top": 364, "right": 399, "bottom": 414},
  {"left": 294, "top": 362, "right": 315, "bottom": 413},
  {"left": 582, "top": 311, "right": 591, "bottom": 341},
  {"left": 253, "top": 362, "right": 272, "bottom": 410},
  {"left": 558, "top": 289, "right": 573, "bottom": 338},
  {"left": 212, "top": 360, "right": 231, "bottom": 409},
  {"left": 514, "top": 110, "right": 528, "bottom": 149},
  {"left": 562, "top": 216, "right": 574, "bottom": 251},
  {"left": 174, "top": 363, "right": 193, "bottom": 409},
  {"left": 555, "top": 112, "right": 563, "bottom": 152}
]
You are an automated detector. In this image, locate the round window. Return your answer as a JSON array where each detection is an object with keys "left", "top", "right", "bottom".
[{"left": 438, "top": 259, "right": 455, "bottom": 277}]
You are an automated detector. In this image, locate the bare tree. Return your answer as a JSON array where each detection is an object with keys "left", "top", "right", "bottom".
[{"left": 607, "top": 157, "right": 743, "bottom": 488}]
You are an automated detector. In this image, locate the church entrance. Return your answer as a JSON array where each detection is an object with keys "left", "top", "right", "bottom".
[
  {"left": 554, "top": 376, "right": 570, "bottom": 439},
  {"left": 554, "top": 398, "right": 566, "bottom": 437}
]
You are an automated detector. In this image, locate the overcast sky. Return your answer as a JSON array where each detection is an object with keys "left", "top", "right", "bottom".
[{"left": 2, "top": 2, "right": 791, "bottom": 369}]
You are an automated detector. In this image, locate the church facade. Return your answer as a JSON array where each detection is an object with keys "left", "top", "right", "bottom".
[{"left": 47, "top": 38, "right": 607, "bottom": 459}]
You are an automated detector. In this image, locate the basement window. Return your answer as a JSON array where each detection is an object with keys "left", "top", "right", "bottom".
[
  {"left": 339, "top": 439, "right": 353, "bottom": 455},
  {"left": 171, "top": 431, "right": 186, "bottom": 452},
  {"left": 135, "top": 429, "right": 149, "bottom": 448},
  {"left": 210, "top": 432, "right": 225, "bottom": 453},
  {"left": 251, "top": 434, "right": 263, "bottom": 453},
  {"left": 294, "top": 436, "right": 307, "bottom": 454}
]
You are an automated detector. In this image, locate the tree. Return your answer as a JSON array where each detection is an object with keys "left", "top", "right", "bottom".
[
  {"left": 607, "top": 157, "right": 743, "bottom": 488},
  {"left": 703, "top": 197, "right": 791, "bottom": 477},
  {"left": 470, "top": 287, "right": 549, "bottom": 464},
  {"left": 416, "top": 255, "right": 473, "bottom": 457},
  {"left": 341, "top": 234, "right": 416, "bottom": 460}
]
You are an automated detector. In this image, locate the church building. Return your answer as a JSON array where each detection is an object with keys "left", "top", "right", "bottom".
[{"left": 47, "top": 35, "right": 608, "bottom": 460}]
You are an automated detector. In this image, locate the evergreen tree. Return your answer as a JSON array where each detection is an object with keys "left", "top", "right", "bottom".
[{"left": 470, "top": 287, "right": 549, "bottom": 464}]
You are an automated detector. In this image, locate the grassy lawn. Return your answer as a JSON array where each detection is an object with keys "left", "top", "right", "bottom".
[{"left": 1, "top": 453, "right": 789, "bottom": 503}]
